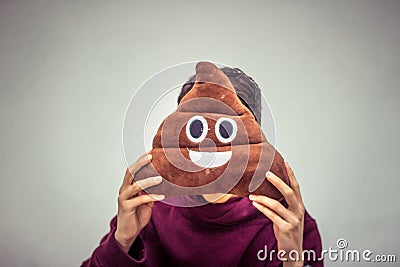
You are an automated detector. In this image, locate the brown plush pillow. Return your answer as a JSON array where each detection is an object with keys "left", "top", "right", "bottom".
[{"left": 135, "top": 62, "right": 289, "bottom": 199}]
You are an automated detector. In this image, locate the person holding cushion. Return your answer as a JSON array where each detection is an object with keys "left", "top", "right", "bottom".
[{"left": 82, "top": 64, "right": 323, "bottom": 267}]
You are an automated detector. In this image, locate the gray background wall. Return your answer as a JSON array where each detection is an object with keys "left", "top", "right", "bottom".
[{"left": 0, "top": 1, "right": 399, "bottom": 266}]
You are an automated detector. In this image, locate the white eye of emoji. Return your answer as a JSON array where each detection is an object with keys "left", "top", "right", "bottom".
[
  {"left": 186, "top": 115, "right": 208, "bottom": 143},
  {"left": 215, "top": 117, "right": 237, "bottom": 143}
]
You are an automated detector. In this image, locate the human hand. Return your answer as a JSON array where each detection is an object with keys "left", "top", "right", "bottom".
[
  {"left": 249, "top": 162, "right": 305, "bottom": 267},
  {"left": 115, "top": 153, "right": 164, "bottom": 252}
]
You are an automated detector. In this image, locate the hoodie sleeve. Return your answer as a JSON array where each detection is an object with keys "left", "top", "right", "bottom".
[
  {"left": 238, "top": 209, "right": 324, "bottom": 267},
  {"left": 301, "top": 210, "right": 324, "bottom": 267},
  {"left": 81, "top": 216, "right": 148, "bottom": 267}
]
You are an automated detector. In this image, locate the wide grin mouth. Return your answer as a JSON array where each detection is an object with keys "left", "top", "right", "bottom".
[{"left": 188, "top": 149, "right": 232, "bottom": 168}]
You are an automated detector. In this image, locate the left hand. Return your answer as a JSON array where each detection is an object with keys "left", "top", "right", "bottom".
[{"left": 249, "top": 162, "right": 305, "bottom": 267}]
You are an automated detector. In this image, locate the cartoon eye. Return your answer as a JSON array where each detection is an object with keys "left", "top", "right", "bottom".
[
  {"left": 215, "top": 117, "right": 237, "bottom": 143},
  {"left": 186, "top": 115, "right": 208, "bottom": 143}
]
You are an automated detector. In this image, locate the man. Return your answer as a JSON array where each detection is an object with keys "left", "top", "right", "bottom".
[{"left": 82, "top": 67, "right": 323, "bottom": 267}]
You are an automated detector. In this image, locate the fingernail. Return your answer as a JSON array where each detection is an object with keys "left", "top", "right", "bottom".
[
  {"left": 152, "top": 176, "right": 162, "bottom": 183},
  {"left": 147, "top": 154, "right": 152, "bottom": 160},
  {"left": 266, "top": 171, "right": 273, "bottom": 178},
  {"left": 249, "top": 194, "right": 256, "bottom": 200},
  {"left": 153, "top": 194, "right": 165, "bottom": 200}
]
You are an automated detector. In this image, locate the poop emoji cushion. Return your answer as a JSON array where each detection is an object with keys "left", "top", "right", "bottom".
[{"left": 135, "top": 62, "right": 290, "bottom": 200}]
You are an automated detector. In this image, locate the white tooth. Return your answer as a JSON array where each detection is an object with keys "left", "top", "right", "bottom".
[{"left": 188, "top": 149, "right": 232, "bottom": 168}]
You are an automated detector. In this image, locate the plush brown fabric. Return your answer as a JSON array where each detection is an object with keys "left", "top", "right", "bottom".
[{"left": 135, "top": 62, "right": 289, "bottom": 199}]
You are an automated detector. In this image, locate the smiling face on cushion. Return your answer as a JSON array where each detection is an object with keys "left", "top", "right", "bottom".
[{"left": 134, "top": 61, "right": 290, "bottom": 199}]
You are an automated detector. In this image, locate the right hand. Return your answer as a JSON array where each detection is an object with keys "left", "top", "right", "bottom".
[{"left": 114, "top": 153, "right": 164, "bottom": 252}]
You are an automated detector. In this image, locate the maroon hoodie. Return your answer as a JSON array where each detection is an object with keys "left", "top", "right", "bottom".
[{"left": 82, "top": 196, "right": 323, "bottom": 266}]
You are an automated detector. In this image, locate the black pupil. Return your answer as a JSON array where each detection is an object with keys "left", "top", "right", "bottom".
[
  {"left": 219, "top": 120, "right": 233, "bottom": 139},
  {"left": 189, "top": 119, "right": 203, "bottom": 139}
]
